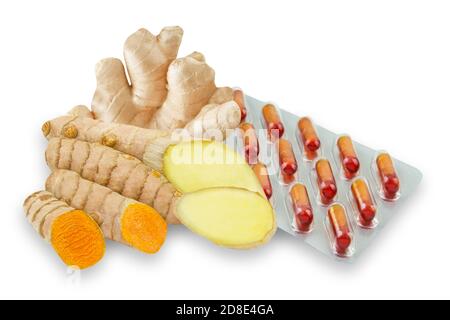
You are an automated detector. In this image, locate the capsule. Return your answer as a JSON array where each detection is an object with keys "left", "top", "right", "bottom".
[
  {"left": 327, "top": 204, "right": 352, "bottom": 255},
  {"left": 233, "top": 89, "right": 247, "bottom": 121},
  {"left": 239, "top": 122, "right": 259, "bottom": 164},
  {"left": 337, "top": 136, "right": 360, "bottom": 179},
  {"left": 351, "top": 179, "right": 377, "bottom": 226},
  {"left": 290, "top": 184, "right": 314, "bottom": 232},
  {"left": 252, "top": 162, "right": 273, "bottom": 199},
  {"left": 298, "top": 117, "right": 321, "bottom": 158},
  {"left": 316, "top": 159, "right": 337, "bottom": 203},
  {"left": 262, "top": 104, "right": 284, "bottom": 140},
  {"left": 278, "top": 139, "right": 298, "bottom": 176},
  {"left": 376, "top": 153, "right": 400, "bottom": 199}
]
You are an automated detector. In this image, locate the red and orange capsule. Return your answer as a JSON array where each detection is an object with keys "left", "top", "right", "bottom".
[
  {"left": 376, "top": 153, "right": 400, "bottom": 200},
  {"left": 351, "top": 179, "right": 377, "bottom": 227},
  {"left": 239, "top": 122, "right": 259, "bottom": 164},
  {"left": 252, "top": 162, "right": 273, "bottom": 199},
  {"left": 278, "top": 139, "right": 298, "bottom": 176},
  {"left": 327, "top": 204, "right": 352, "bottom": 255},
  {"left": 233, "top": 89, "right": 247, "bottom": 121},
  {"left": 337, "top": 136, "right": 360, "bottom": 179},
  {"left": 290, "top": 184, "right": 314, "bottom": 232},
  {"left": 315, "top": 159, "right": 337, "bottom": 203},
  {"left": 298, "top": 117, "right": 321, "bottom": 159},
  {"left": 262, "top": 104, "right": 284, "bottom": 140}
]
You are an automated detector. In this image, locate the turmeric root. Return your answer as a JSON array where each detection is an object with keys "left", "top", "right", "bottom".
[
  {"left": 92, "top": 26, "right": 183, "bottom": 126},
  {"left": 46, "top": 169, "right": 167, "bottom": 254},
  {"left": 42, "top": 112, "right": 178, "bottom": 171},
  {"left": 176, "top": 188, "right": 276, "bottom": 249},
  {"left": 23, "top": 191, "right": 105, "bottom": 269},
  {"left": 45, "top": 137, "right": 179, "bottom": 223}
]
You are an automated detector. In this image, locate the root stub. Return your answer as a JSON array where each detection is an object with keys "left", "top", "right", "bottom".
[
  {"left": 176, "top": 188, "right": 276, "bottom": 249},
  {"left": 121, "top": 203, "right": 168, "bottom": 254},
  {"left": 51, "top": 210, "right": 105, "bottom": 269}
]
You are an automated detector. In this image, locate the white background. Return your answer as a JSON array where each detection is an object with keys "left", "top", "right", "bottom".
[{"left": 0, "top": 0, "right": 449, "bottom": 300}]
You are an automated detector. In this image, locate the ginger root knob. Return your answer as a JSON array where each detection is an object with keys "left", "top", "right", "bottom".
[
  {"left": 63, "top": 124, "right": 78, "bottom": 138},
  {"left": 42, "top": 121, "right": 51, "bottom": 137},
  {"left": 101, "top": 134, "right": 117, "bottom": 147}
]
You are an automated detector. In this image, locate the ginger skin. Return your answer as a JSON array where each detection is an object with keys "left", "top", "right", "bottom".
[
  {"left": 90, "top": 26, "right": 238, "bottom": 135},
  {"left": 92, "top": 26, "right": 184, "bottom": 126}
]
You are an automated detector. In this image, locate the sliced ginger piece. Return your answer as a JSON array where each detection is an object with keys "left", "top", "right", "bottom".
[
  {"left": 163, "top": 140, "right": 265, "bottom": 196},
  {"left": 176, "top": 188, "right": 276, "bottom": 249}
]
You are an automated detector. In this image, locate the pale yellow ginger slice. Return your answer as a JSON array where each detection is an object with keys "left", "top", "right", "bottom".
[
  {"left": 176, "top": 188, "right": 276, "bottom": 249},
  {"left": 23, "top": 191, "right": 105, "bottom": 269},
  {"left": 163, "top": 140, "right": 264, "bottom": 196},
  {"left": 92, "top": 26, "right": 183, "bottom": 126},
  {"left": 46, "top": 137, "right": 180, "bottom": 223},
  {"left": 46, "top": 170, "right": 167, "bottom": 254}
]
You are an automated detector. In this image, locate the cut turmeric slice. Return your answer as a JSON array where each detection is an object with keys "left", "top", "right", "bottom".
[
  {"left": 23, "top": 191, "right": 105, "bottom": 269},
  {"left": 45, "top": 169, "right": 167, "bottom": 254},
  {"left": 51, "top": 210, "right": 105, "bottom": 269},
  {"left": 121, "top": 203, "right": 167, "bottom": 254}
]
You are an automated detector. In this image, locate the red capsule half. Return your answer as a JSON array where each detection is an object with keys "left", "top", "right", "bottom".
[
  {"left": 240, "top": 122, "right": 259, "bottom": 164},
  {"left": 252, "top": 162, "right": 273, "bottom": 199},
  {"left": 290, "top": 184, "right": 314, "bottom": 232},
  {"left": 351, "top": 179, "right": 377, "bottom": 226},
  {"left": 278, "top": 139, "right": 298, "bottom": 176},
  {"left": 316, "top": 159, "right": 337, "bottom": 204},
  {"left": 298, "top": 117, "right": 321, "bottom": 159},
  {"left": 337, "top": 136, "right": 360, "bottom": 179},
  {"left": 376, "top": 153, "right": 400, "bottom": 200},
  {"left": 328, "top": 204, "right": 352, "bottom": 255},
  {"left": 233, "top": 89, "right": 247, "bottom": 121},
  {"left": 262, "top": 104, "right": 284, "bottom": 140}
]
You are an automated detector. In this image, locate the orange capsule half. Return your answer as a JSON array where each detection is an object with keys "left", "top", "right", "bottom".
[
  {"left": 262, "top": 104, "right": 284, "bottom": 140},
  {"left": 252, "top": 162, "right": 273, "bottom": 199},
  {"left": 337, "top": 136, "right": 360, "bottom": 179},
  {"left": 290, "top": 184, "right": 314, "bottom": 232},
  {"left": 316, "top": 159, "right": 337, "bottom": 203},
  {"left": 376, "top": 153, "right": 400, "bottom": 200},
  {"left": 233, "top": 89, "right": 247, "bottom": 121},
  {"left": 328, "top": 204, "right": 352, "bottom": 255},
  {"left": 351, "top": 179, "right": 377, "bottom": 226},
  {"left": 240, "top": 122, "right": 259, "bottom": 164},
  {"left": 278, "top": 139, "right": 298, "bottom": 176},
  {"left": 298, "top": 117, "right": 321, "bottom": 155}
]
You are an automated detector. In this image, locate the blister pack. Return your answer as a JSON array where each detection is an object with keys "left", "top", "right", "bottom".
[{"left": 230, "top": 89, "right": 422, "bottom": 261}]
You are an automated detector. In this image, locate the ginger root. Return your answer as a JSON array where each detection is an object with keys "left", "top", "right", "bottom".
[
  {"left": 148, "top": 52, "right": 230, "bottom": 130},
  {"left": 177, "top": 188, "right": 276, "bottom": 249},
  {"left": 90, "top": 26, "right": 238, "bottom": 136},
  {"left": 92, "top": 26, "right": 183, "bottom": 126},
  {"left": 46, "top": 138, "right": 179, "bottom": 223},
  {"left": 46, "top": 169, "right": 167, "bottom": 254},
  {"left": 23, "top": 191, "right": 105, "bottom": 269}
]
